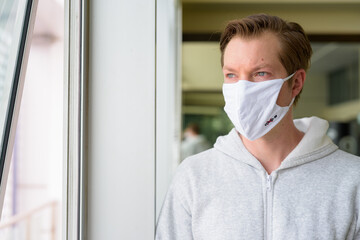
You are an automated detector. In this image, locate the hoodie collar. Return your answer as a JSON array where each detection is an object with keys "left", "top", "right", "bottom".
[{"left": 214, "top": 117, "right": 338, "bottom": 171}]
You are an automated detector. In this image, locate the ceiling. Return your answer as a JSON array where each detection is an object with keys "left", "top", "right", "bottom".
[{"left": 182, "top": 1, "right": 360, "bottom": 34}]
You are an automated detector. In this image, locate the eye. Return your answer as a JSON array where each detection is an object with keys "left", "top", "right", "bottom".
[
  {"left": 253, "top": 71, "right": 271, "bottom": 81},
  {"left": 256, "top": 72, "right": 267, "bottom": 77},
  {"left": 226, "top": 73, "right": 236, "bottom": 79}
]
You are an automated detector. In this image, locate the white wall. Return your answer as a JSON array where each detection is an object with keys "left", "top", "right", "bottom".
[{"left": 87, "top": 0, "right": 160, "bottom": 239}]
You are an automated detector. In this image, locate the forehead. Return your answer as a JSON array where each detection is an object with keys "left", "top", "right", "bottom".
[{"left": 223, "top": 32, "right": 282, "bottom": 68}]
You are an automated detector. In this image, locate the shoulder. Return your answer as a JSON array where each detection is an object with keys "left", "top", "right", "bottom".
[
  {"left": 171, "top": 147, "right": 234, "bottom": 190},
  {"left": 163, "top": 148, "right": 220, "bottom": 207},
  {"left": 179, "top": 146, "right": 238, "bottom": 173},
  {"left": 176, "top": 148, "right": 220, "bottom": 179},
  {"left": 325, "top": 149, "right": 360, "bottom": 184},
  {"left": 329, "top": 149, "right": 360, "bottom": 168}
]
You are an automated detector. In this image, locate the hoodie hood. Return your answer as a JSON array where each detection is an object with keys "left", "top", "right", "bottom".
[{"left": 214, "top": 116, "right": 338, "bottom": 171}]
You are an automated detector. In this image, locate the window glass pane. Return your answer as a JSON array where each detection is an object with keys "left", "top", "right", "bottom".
[
  {"left": 0, "top": 0, "right": 63, "bottom": 239},
  {"left": 0, "top": 0, "right": 27, "bottom": 150}
]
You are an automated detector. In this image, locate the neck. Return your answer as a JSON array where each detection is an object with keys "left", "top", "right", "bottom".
[{"left": 240, "top": 111, "right": 304, "bottom": 174}]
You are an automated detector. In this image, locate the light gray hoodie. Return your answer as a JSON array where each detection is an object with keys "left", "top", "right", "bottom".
[{"left": 156, "top": 117, "right": 360, "bottom": 240}]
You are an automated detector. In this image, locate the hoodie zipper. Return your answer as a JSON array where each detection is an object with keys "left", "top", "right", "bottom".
[{"left": 265, "top": 174, "right": 273, "bottom": 240}]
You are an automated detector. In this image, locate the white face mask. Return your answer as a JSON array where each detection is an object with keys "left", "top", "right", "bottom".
[{"left": 222, "top": 73, "right": 295, "bottom": 141}]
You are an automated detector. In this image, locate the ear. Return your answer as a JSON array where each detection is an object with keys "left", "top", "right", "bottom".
[{"left": 291, "top": 69, "right": 306, "bottom": 98}]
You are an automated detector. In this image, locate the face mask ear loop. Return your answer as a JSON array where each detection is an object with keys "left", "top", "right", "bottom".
[
  {"left": 282, "top": 72, "right": 296, "bottom": 108},
  {"left": 282, "top": 72, "right": 296, "bottom": 82},
  {"left": 288, "top": 97, "right": 295, "bottom": 107}
]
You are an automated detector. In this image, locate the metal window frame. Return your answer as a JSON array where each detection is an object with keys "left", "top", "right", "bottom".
[{"left": 64, "top": 0, "right": 88, "bottom": 239}]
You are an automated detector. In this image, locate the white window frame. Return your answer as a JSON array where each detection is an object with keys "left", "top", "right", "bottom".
[{"left": 64, "top": 0, "right": 87, "bottom": 239}]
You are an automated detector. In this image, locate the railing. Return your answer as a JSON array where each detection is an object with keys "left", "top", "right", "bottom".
[{"left": 0, "top": 201, "right": 58, "bottom": 240}]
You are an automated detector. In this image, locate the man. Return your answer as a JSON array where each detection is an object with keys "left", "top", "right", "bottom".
[{"left": 156, "top": 14, "right": 360, "bottom": 239}]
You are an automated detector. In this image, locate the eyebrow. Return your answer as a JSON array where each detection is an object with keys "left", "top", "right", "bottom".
[
  {"left": 253, "top": 64, "right": 272, "bottom": 71},
  {"left": 222, "top": 66, "right": 237, "bottom": 72},
  {"left": 222, "top": 63, "right": 273, "bottom": 72}
]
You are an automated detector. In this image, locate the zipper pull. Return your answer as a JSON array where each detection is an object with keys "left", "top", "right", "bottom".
[{"left": 267, "top": 175, "right": 272, "bottom": 192}]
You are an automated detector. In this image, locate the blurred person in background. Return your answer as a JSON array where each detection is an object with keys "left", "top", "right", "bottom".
[{"left": 180, "top": 123, "right": 210, "bottom": 161}]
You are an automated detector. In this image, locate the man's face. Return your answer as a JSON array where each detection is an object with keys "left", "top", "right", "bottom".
[{"left": 222, "top": 32, "right": 293, "bottom": 107}]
